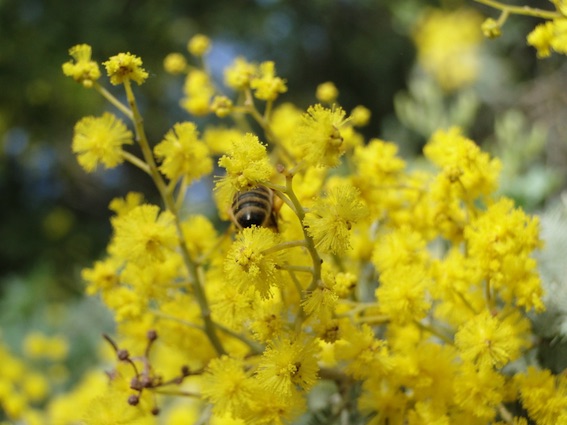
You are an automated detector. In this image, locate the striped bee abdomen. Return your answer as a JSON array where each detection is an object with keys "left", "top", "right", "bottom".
[{"left": 231, "top": 186, "right": 275, "bottom": 229}]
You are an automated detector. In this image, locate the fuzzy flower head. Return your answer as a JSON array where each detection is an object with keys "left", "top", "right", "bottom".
[
  {"left": 224, "top": 57, "right": 257, "bottom": 91},
  {"left": 304, "top": 184, "right": 368, "bottom": 254},
  {"left": 316, "top": 81, "right": 339, "bottom": 103},
  {"left": 455, "top": 310, "right": 531, "bottom": 369},
  {"left": 187, "top": 34, "right": 211, "bottom": 57},
  {"left": 350, "top": 105, "right": 371, "bottom": 127},
  {"left": 255, "top": 335, "right": 320, "bottom": 397},
  {"left": 224, "top": 226, "right": 285, "bottom": 298},
  {"left": 62, "top": 44, "right": 101, "bottom": 87},
  {"left": 527, "top": 18, "right": 567, "bottom": 58},
  {"left": 250, "top": 61, "right": 287, "bottom": 101},
  {"left": 413, "top": 8, "right": 483, "bottom": 91},
  {"left": 464, "top": 198, "right": 544, "bottom": 311},
  {"left": 514, "top": 366, "right": 567, "bottom": 424},
  {"left": 72, "top": 112, "right": 133, "bottom": 173},
  {"left": 154, "top": 122, "right": 212, "bottom": 182},
  {"left": 201, "top": 356, "right": 253, "bottom": 417},
  {"left": 181, "top": 69, "right": 215, "bottom": 116},
  {"left": 424, "top": 127, "right": 501, "bottom": 202},
  {"left": 454, "top": 363, "right": 505, "bottom": 420},
  {"left": 215, "top": 133, "right": 274, "bottom": 208},
  {"left": 103, "top": 52, "right": 148, "bottom": 85},
  {"left": 110, "top": 204, "right": 178, "bottom": 266},
  {"left": 335, "top": 323, "right": 392, "bottom": 380},
  {"left": 163, "top": 53, "right": 187, "bottom": 74},
  {"left": 294, "top": 104, "right": 350, "bottom": 168},
  {"left": 375, "top": 265, "right": 431, "bottom": 324}
]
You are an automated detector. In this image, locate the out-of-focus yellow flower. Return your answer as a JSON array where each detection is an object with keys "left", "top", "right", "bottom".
[
  {"left": 163, "top": 52, "right": 187, "bottom": 74},
  {"left": 62, "top": 44, "right": 101, "bottom": 87},
  {"left": 315, "top": 81, "right": 339, "bottom": 103},
  {"left": 181, "top": 69, "right": 215, "bottom": 116},
  {"left": 187, "top": 34, "right": 211, "bottom": 57},
  {"left": 528, "top": 18, "right": 567, "bottom": 57},
  {"left": 224, "top": 57, "right": 257, "bottom": 90},
  {"left": 350, "top": 105, "right": 371, "bottom": 127},
  {"left": 250, "top": 61, "right": 287, "bottom": 101},
  {"left": 413, "top": 8, "right": 484, "bottom": 91}
]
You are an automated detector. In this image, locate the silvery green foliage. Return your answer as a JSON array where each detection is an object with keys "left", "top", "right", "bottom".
[
  {"left": 532, "top": 199, "right": 567, "bottom": 340},
  {"left": 394, "top": 76, "right": 479, "bottom": 138},
  {"left": 531, "top": 200, "right": 567, "bottom": 372}
]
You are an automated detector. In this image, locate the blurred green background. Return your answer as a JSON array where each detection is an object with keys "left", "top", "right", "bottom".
[{"left": 2, "top": 0, "right": 567, "bottom": 401}]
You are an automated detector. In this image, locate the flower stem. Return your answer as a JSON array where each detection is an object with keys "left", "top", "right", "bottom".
[
  {"left": 94, "top": 82, "right": 133, "bottom": 120},
  {"left": 261, "top": 239, "right": 307, "bottom": 255},
  {"left": 473, "top": 0, "right": 561, "bottom": 19},
  {"left": 121, "top": 151, "right": 151, "bottom": 175},
  {"left": 123, "top": 79, "right": 226, "bottom": 356},
  {"left": 283, "top": 173, "right": 323, "bottom": 293}
]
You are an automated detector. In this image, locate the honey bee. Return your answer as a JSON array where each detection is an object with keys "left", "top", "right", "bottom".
[{"left": 229, "top": 185, "right": 279, "bottom": 231}]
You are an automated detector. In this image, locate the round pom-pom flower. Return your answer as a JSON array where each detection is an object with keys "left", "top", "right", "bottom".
[
  {"left": 224, "top": 226, "right": 285, "bottom": 298},
  {"left": 294, "top": 104, "right": 350, "bottom": 168},
  {"left": 304, "top": 184, "right": 368, "bottom": 254},
  {"left": 103, "top": 52, "right": 148, "bottom": 85},
  {"left": 62, "top": 44, "right": 101, "bottom": 87},
  {"left": 154, "top": 122, "right": 212, "bottom": 183},
  {"left": 72, "top": 112, "right": 133, "bottom": 172}
]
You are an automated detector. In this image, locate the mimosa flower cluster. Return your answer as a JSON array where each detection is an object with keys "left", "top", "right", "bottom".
[
  {"left": 475, "top": 0, "right": 567, "bottom": 58},
  {"left": 46, "top": 36, "right": 560, "bottom": 425}
]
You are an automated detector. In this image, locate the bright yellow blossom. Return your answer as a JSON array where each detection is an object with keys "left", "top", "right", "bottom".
[
  {"left": 301, "top": 278, "right": 339, "bottom": 323},
  {"left": 350, "top": 105, "right": 371, "bottom": 127},
  {"left": 210, "top": 95, "right": 234, "bottom": 118},
  {"left": 224, "top": 57, "right": 257, "bottom": 90},
  {"left": 103, "top": 52, "right": 148, "bottom": 85},
  {"left": 255, "top": 336, "right": 319, "bottom": 397},
  {"left": 181, "top": 69, "right": 215, "bottom": 116},
  {"left": 163, "top": 52, "right": 187, "bottom": 74},
  {"left": 203, "top": 127, "right": 246, "bottom": 155},
  {"left": 109, "top": 192, "right": 144, "bottom": 219},
  {"left": 372, "top": 226, "right": 428, "bottom": 272},
  {"left": 62, "top": 44, "right": 101, "bottom": 87},
  {"left": 110, "top": 204, "right": 178, "bottom": 266},
  {"left": 315, "top": 81, "right": 339, "bottom": 103},
  {"left": 335, "top": 323, "right": 392, "bottom": 379},
  {"left": 250, "top": 61, "right": 287, "bottom": 101},
  {"left": 376, "top": 265, "right": 431, "bottom": 324},
  {"left": 304, "top": 184, "right": 368, "bottom": 254},
  {"left": 201, "top": 356, "right": 253, "bottom": 417},
  {"left": 453, "top": 363, "right": 505, "bottom": 420},
  {"left": 154, "top": 122, "right": 212, "bottom": 182},
  {"left": 465, "top": 197, "right": 544, "bottom": 311},
  {"left": 72, "top": 112, "right": 133, "bottom": 172},
  {"left": 294, "top": 104, "right": 349, "bottom": 167},
  {"left": 187, "top": 34, "right": 211, "bottom": 57},
  {"left": 424, "top": 127, "right": 501, "bottom": 202},
  {"left": 515, "top": 366, "right": 567, "bottom": 424},
  {"left": 224, "top": 226, "right": 285, "bottom": 298},
  {"left": 216, "top": 133, "right": 273, "bottom": 202},
  {"left": 455, "top": 310, "right": 530, "bottom": 369},
  {"left": 181, "top": 214, "right": 218, "bottom": 258},
  {"left": 413, "top": 8, "right": 484, "bottom": 91},
  {"left": 408, "top": 401, "right": 450, "bottom": 425}
]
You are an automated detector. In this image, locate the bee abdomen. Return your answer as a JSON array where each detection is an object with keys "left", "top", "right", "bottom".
[{"left": 232, "top": 186, "right": 274, "bottom": 229}]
